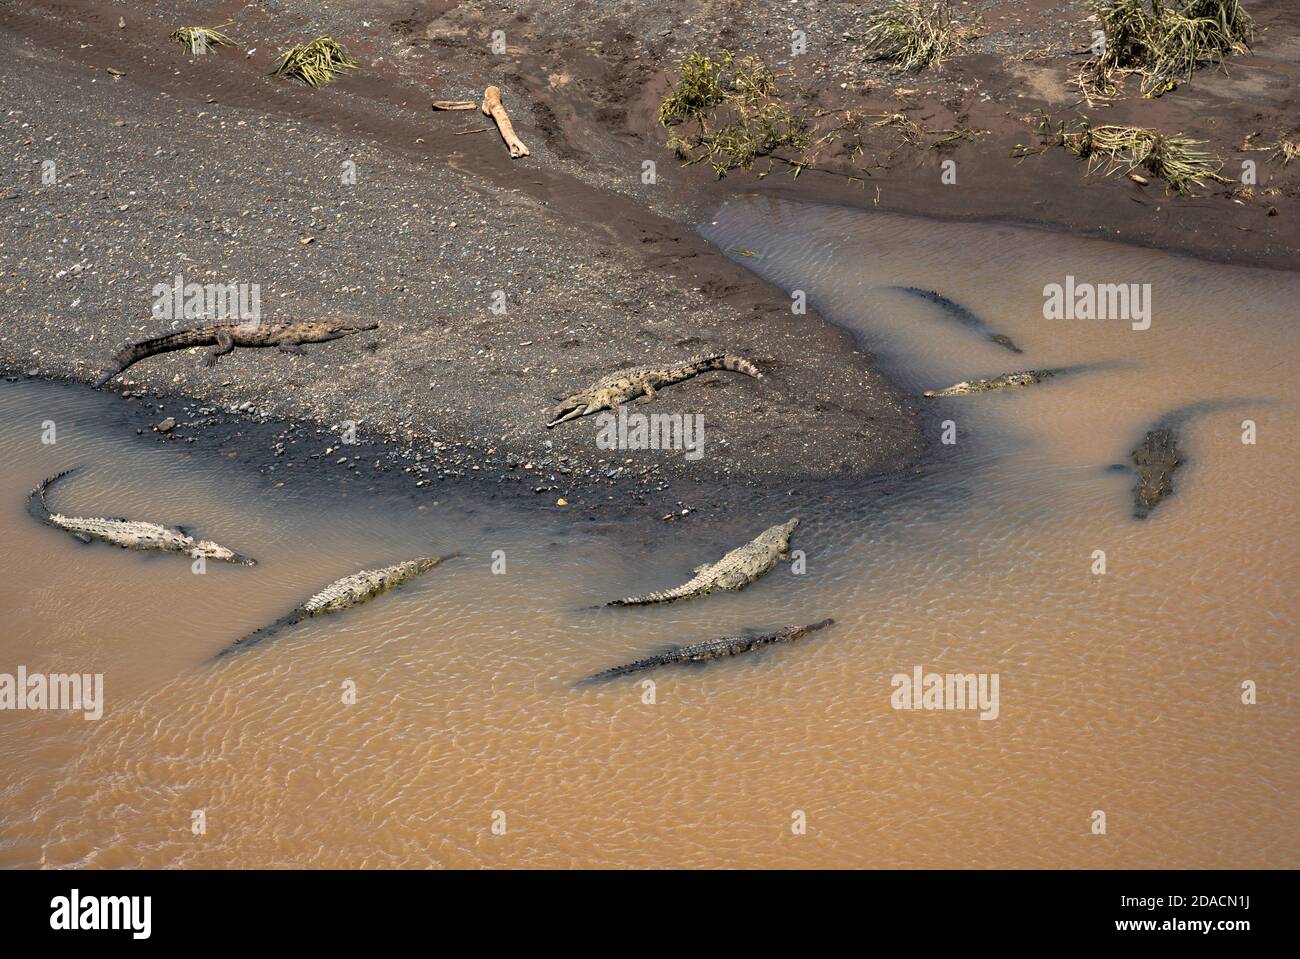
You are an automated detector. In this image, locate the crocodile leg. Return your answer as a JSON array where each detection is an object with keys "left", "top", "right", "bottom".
[
  {"left": 278, "top": 341, "right": 306, "bottom": 355},
  {"left": 202, "top": 330, "right": 236, "bottom": 368}
]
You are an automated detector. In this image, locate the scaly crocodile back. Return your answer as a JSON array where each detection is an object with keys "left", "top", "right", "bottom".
[
  {"left": 607, "top": 518, "right": 798, "bottom": 606},
  {"left": 213, "top": 553, "right": 458, "bottom": 659},
  {"left": 578, "top": 618, "right": 834, "bottom": 684},
  {"left": 301, "top": 556, "right": 444, "bottom": 613}
]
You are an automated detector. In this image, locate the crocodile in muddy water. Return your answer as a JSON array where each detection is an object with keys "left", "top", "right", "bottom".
[
  {"left": 28, "top": 468, "right": 256, "bottom": 565},
  {"left": 1131, "top": 427, "right": 1183, "bottom": 519},
  {"left": 924, "top": 369, "right": 1057, "bottom": 397},
  {"left": 606, "top": 518, "right": 798, "bottom": 606},
  {"left": 213, "top": 553, "right": 458, "bottom": 659},
  {"left": 578, "top": 618, "right": 835, "bottom": 684},
  {"left": 546, "top": 353, "right": 762, "bottom": 428},
  {"left": 1116, "top": 401, "right": 1254, "bottom": 519},
  {"left": 886, "top": 286, "right": 1022, "bottom": 354},
  {"left": 93, "top": 319, "right": 380, "bottom": 387}
]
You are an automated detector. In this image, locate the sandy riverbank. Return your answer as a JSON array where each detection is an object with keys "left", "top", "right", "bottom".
[{"left": 1, "top": 0, "right": 1295, "bottom": 517}]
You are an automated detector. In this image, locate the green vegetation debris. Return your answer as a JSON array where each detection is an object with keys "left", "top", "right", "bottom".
[
  {"left": 658, "top": 51, "right": 811, "bottom": 177},
  {"left": 170, "top": 25, "right": 236, "bottom": 56},
  {"left": 860, "top": 1, "right": 979, "bottom": 73},
  {"left": 270, "top": 37, "right": 358, "bottom": 88}
]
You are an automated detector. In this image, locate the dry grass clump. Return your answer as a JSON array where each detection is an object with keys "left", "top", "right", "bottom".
[
  {"left": 269, "top": 37, "right": 358, "bottom": 88},
  {"left": 170, "top": 25, "right": 236, "bottom": 56},
  {"left": 1075, "top": 0, "right": 1255, "bottom": 102},
  {"left": 1272, "top": 139, "right": 1299, "bottom": 165},
  {"left": 659, "top": 51, "right": 811, "bottom": 177},
  {"left": 861, "top": 1, "right": 979, "bottom": 72},
  {"left": 1026, "top": 116, "right": 1228, "bottom": 193}
]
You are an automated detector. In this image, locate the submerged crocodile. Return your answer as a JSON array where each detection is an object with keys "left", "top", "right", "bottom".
[
  {"left": 213, "top": 553, "right": 458, "bottom": 658},
  {"left": 887, "top": 286, "right": 1023, "bottom": 354},
  {"left": 1131, "top": 426, "right": 1182, "bottom": 519},
  {"left": 606, "top": 518, "right": 798, "bottom": 606},
  {"left": 93, "top": 318, "right": 379, "bottom": 387},
  {"left": 578, "top": 618, "right": 835, "bottom": 685},
  {"left": 28, "top": 469, "right": 255, "bottom": 564},
  {"left": 924, "top": 369, "right": 1056, "bottom": 397},
  {"left": 546, "top": 353, "right": 762, "bottom": 428}
]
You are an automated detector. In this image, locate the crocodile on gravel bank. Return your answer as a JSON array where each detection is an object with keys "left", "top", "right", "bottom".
[
  {"left": 1131, "top": 426, "right": 1182, "bottom": 518},
  {"left": 923, "top": 369, "right": 1056, "bottom": 397},
  {"left": 606, "top": 518, "right": 798, "bottom": 606},
  {"left": 213, "top": 553, "right": 458, "bottom": 658},
  {"left": 546, "top": 353, "right": 762, "bottom": 428},
  {"left": 28, "top": 468, "right": 255, "bottom": 564},
  {"left": 577, "top": 618, "right": 835, "bottom": 684},
  {"left": 92, "top": 318, "right": 380, "bottom": 387},
  {"left": 886, "top": 286, "right": 1023, "bottom": 354}
]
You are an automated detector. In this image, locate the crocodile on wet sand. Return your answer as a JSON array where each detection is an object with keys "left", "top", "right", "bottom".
[
  {"left": 92, "top": 318, "right": 380, "bottom": 387},
  {"left": 577, "top": 618, "right": 835, "bottom": 685},
  {"left": 887, "top": 286, "right": 1023, "bottom": 354},
  {"left": 28, "top": 468, "right": 255, "bottom": 565},
  {"left": 606, "top": 518, "right": 798, "bottom": 606},
  {"left": 545, "top": 353, "right": 762, "bottom": 428},
  {"left": 212, "top": 553, "right": 458, "bottom": 659},
  {"left": 923, "top": 369, "right": 1057, "bottom": 397}
]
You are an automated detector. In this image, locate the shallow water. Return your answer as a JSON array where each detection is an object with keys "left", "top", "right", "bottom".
[{"left": 2, "top": 199, "right": 1296, "bottom": 868}]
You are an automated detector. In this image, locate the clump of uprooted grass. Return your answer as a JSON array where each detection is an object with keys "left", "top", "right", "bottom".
[
  {"left": 269, "top": 37, "right": 357, "bottom": 88},
  {"left": 1024, "top": 115, "right": 1228, "bottom": 193},
  {"left": 170, "top": 24, "right": 237, "bottom": 56},
  {"left": 659, "top": 51, "right": 811, "bottom": 177},
  {"left": 1272, "top": 138, "right": 1299, "bottom": 165},
  {"left": 860, "top": 0, "right": 978, "bottom": 72},
  {"left": 1075, "top": 0, "right": 1255, "bottom": 102}
]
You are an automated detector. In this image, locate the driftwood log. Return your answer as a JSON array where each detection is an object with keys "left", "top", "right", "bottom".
[
  {"left": 431, "top": 100, "right": 477, "bottom": 110},
  {"left": 481, "top": 85, "right": 529, "bottom": 158}
]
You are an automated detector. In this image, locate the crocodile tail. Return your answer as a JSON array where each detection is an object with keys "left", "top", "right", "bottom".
[
  {"left": 27, "top": 467, "right": 80, "bottom": 521},
  {"left": 717, "top": 354, "right": 762, "bottom": 378},
  {"left": 676, "top": 353, "right": 762, "bottom": 381},
  {"left": 210, "top": 609, "right": 307, "bottom": 662},
  {"left": 607, "top": 575, "right": 704, "bottom": 607},
  {"left": 93, "top": 328, "right": 216, "bottom": 387},
  {"left": 575, "top": 655, "right": 662, "bottom": 686}
]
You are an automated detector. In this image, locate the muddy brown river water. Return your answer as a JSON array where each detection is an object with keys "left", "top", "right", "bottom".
[{"left": 2, "top": 199, "right": 1296, "bottom": 868}]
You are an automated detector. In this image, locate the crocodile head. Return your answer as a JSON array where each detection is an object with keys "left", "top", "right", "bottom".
[
  {"left": 545, "top": 394, "right": 594, "bottom": 429},
  {"left": 193, "top": 541, "right": 257, "bottom": 566},
  {"left": 765, "top": 517, "right": 800, "bottom": 555}
]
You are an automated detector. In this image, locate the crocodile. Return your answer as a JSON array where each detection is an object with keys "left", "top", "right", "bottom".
[
  {"left": 212, "top": 553, "right": 458, "bottom": 658},
  {"left": 546, "top": 353, "right": 762, "bottom": 428},
  {"left": 606, "top": 518, "right": 798, "bottom": 606},
  {"left": 577, "top": 618, "right": 835, "bottom": 684},
  {"left": 28, "top": 468, "right": 255, "bottom": 564},
  {"left": 1131, "top": 426, "right": 1182, "bottom": 519},
  {"left": 886, "top": 286, "right": 1023, "bottom": 354},
  {"left": 92, "top": 318, "right": 379, "bottom": 387},
  {"left": 924, "top": 369, "right": 1056, "bottom": 397}
]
